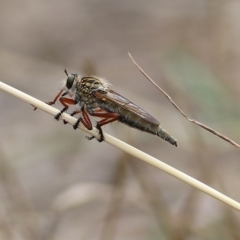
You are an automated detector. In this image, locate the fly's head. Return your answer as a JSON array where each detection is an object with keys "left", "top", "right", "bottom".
[
  {"left": 61, "top": 69, "right": 79, "bottom": 97},
  {"left": 66, "top": 73, "right": 78, "bottom": 91}
]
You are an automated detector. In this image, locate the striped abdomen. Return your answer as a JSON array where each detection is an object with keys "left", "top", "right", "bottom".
[{"left": 99, "top": 100, "right": 177, "bottom": 147}]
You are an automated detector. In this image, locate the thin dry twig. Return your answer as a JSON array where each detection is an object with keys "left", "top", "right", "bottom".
[{"left": 128, "top": 53, "right": 240, "bottom": 149}]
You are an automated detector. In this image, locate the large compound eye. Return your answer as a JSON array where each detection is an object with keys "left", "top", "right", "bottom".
[{"left": 66, "top": 74, "right": 75, "bottom": 89}]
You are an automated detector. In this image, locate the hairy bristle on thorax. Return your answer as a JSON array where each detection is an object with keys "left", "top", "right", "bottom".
[{"left": 92, "top": 76, "right": 111, "bottom": 89}]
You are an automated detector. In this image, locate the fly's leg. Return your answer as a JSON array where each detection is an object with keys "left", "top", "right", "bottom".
[
  {"left": 86, "top": 109, "right": 119, "bottom": 142},
  {"left": 47, "top": 89, "right": 65, "bottom": 107},
  {"left": 73, "top": 107, "right": 93, "bottom": 130},
  {"left": 93, "top": 115, "right": 119, "bottom": 142},
  {"left": 63, "top": 110, "right": 81, "bottom": 124},
  {"left": 55, "top": 97, "right": 77, "bottom": 120},
  {"left": 33, "top": 89, "right": 65, "bottom": 111},
  {"left": 86, "top": 122, "right": 104, "bottom": 141},
  {"left": 63, "top": 105, "right": 92, "bottom": 130},
  {"left": 33, "top": 69, "right": 70, "bottom": 111},
  {"left": 55, "top": 106, "right": 68, "bottom": 120}
]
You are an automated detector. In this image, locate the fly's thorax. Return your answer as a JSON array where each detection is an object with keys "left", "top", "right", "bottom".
[
  {"left": 74, "top": 76, "right": 109, "bottom": 107},
  {"left": 74, "top": 91, "right": 99, "bottom": 109},
  {"left": 76, "top": 76, "right": 109, "bottom": 95}
]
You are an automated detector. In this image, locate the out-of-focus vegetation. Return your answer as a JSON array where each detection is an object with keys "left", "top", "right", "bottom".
[{"left": 0, "top": 1, "right": 240, "bottom": 239}]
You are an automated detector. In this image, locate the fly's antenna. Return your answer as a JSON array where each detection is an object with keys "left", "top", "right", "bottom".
[{"left": 64, "top": 68, "right": 69, "bottom": 77}]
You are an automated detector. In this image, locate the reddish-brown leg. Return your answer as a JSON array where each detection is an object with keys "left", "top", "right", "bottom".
[
  {"left": 86, "top": 108, "right": 119, "bottom": 142},
  {"left": 72, "top": 108, "right": 93, "bottom": 130},
  {"left": 47, "top": 89, "right": 65, "bottom": 106},
  {"left": 63, "top": 106, "right": 92, "bottom": 130},
  {"left": 33, "top": 89, "right": 65, "bottom": 111},
  {"left": 55, "top": 97, "right": 77, "bottom": 120}
]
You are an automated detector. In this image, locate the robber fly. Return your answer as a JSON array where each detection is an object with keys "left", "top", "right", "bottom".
[{"left": 46, "top": 70, "right": 177, "bottom": 146}]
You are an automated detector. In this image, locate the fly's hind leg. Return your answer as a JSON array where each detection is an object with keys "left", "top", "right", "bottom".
[
  {"left": 86, "top": 122, "right": 104, "bottom": 142},
  {"left": 86, "top": 109, "right": 119, "bottom": 142}
]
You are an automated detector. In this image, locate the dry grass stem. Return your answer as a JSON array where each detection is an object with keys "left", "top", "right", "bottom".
[{"left": 0, "top": 81, "right": 240, "bottom": 211}]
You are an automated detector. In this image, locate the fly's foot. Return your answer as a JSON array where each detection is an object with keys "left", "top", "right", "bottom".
[
  {"left": 86, "top": 123, "right": 104, "bottom": 142},
  {"left": 85, "top": 135, "right": 94, "bottom": 141},
  {"left": 46, "top": 101, "right": 54, "bottom": 106},
  {"left": 64, "top": 111, "right": 78, "bottom": 125},
  {"left": 33, "top": 101, "right": 54, "bottom": 111},
  {"left": 73, "top": 118, "right": 81, "bottom": 129},
  {"left": 55, "top": 112, "right": 61, "bottom": 121},
  {"left": 86, "top": 135, "right": 104, "bottom": 142},
  {"left": 96, "top": 124, "right": 104, "bottom": 142},
  {"left": 54, "top": 107, "right": 68, "bottom": 121}
]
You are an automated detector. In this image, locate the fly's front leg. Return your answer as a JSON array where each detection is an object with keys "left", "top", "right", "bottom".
[
  {"left": 47, "top": 89, "right": 64, "bottom": 107},
  {"left": 55, "top": 97, "right": 77, "bottom": 120},
  {"left": 86, "top": 109, "right": 119, "bottom": 142},
  {"left": 33, "top": 89, "right": 64, "bottom": 111}
]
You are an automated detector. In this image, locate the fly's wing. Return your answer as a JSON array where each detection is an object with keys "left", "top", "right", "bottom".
[{"left": 94, "top": 89, "right": 159, "bottom": 126}]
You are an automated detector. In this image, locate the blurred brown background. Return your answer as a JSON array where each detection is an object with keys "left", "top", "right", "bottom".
[{"left": 0, "top": 1, "right": 240, "bottom": 239}]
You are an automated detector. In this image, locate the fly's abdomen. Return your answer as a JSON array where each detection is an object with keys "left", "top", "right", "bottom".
[
  {"left": 157, "top": 128, "right": 177, "bottom": 147},
  {"left": 119, "top": 112, "right": 177, "bottom": 147},
  {"left": 120, "top": 112, "right": 177, "bottom": 146},
  {"left": 99, "top": 101, "right": 177, "bottom": 147},
  {"left": 100, "top": 101, "right": 154, "bottom": 131}
]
